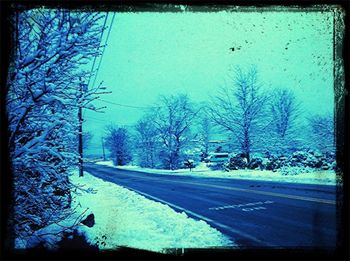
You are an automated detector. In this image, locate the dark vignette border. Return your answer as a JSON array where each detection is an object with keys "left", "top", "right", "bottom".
[{"left": 0, "top": 0, "right": 349, "bottom": 260}]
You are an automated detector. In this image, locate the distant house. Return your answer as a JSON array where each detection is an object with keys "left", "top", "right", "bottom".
[
  {"left": 208, "top": 140, "right": 226, "bottom": 144},
  {"left": 204, "top": 152, "right": 229, "bottom": 163},
  {"left": 208, "top": 139, "right": 229, "bottom": 153}
]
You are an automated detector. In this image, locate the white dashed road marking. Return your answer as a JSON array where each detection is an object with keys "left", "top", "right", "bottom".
[{"left": 209, "top": 200, "right": 274, "bottom": 211}]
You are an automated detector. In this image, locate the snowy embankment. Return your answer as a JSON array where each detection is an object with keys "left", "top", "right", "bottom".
[
  {"left": 69, "top": 171, "right": 232, "bottom": 252},
  {"left": 95, "top": 161, "right": 338, "bottom": 186}
]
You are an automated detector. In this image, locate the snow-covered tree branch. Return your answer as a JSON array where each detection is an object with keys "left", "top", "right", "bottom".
[
  {"left": 152, "top": 94, "right": 199, "bottom": 170},
  {"left": 308, "top": 114, "right": 335, "bottom": 153},
  {"left": 267, "top": 88, "right": 301, "bottom": 153},
  {"left": 134, "top": 116, "right": 159, "bottom": 168},
  {"left": 6, "top": 9, "right": 107, "bottom": 246},
  {"left": 208, "top": 67, "right": 268, "bottom": 162}
]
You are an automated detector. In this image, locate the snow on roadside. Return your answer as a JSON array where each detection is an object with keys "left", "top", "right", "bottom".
[
  {"left": 95, "top": 161, "right": 211, "bottom": 174},
  {"left": 95, "top": 161, "right": 337, "bottom": 186},
  {"left": 69, "top": 171, "right": 233, "bottom": 253}
]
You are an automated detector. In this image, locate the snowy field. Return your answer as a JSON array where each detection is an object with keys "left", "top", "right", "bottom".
[
  {"left": 95, "top": 161, "right": 338, "bottom": 186},
  {"left": 69, "top": 171, "right": 233, "bottom": 252}
]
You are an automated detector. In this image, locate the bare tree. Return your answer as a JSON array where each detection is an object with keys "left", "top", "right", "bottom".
[
  {"left": 152, "top": 94, "right": 198, "bottom": 170},
  {"left": 269, "top": 88, "right": 301, "bottom": 153},
  {"left": 83, "top": 132, "right": 93, "bottom": 150},
  {"left": 208, "top": 67, "right": 268, "bottom": 162},
  {"left": 308, "top": 114, "right": 334, "bottom": 153},
  {"left": 197, "top": 108, "right": 212, "bottom": 160},
  {"left": 105, "top": 125, "right": 132, "bottom": 166},
  {"left": 134, "top": 116, "right": 158, "bottom": 168}
]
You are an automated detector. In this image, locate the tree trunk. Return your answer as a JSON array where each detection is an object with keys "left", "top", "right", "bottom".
[{"left": 243, "top": 128, "right": 251, "bottom": 163}]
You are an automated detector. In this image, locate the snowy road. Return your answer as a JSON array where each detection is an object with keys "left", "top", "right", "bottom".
[{"left": 84, "top": 163, "right": 337, "bottom": 248}]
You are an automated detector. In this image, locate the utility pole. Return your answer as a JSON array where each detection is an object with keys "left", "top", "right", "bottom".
[
  {"left": 78, "top": 78, "right": 88, "bottom": 177},
  {"left": 101, "top": 137, "right": 106, "bottom": 161}
]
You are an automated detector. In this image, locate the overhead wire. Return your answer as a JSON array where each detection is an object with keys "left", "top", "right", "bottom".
[
  {"left": 91, "top": 12, "right": 116, "bottom": 89},
  {"left": 83, "top": 13, "right": 161, "bottom": 116},
  {"left": 83, "top": 12, "right": 109, "bottom": 119},
  {"left": 84, "top": 116, "right": 135, "bottom": 128},
  {"left": 85, "top": 118, "right": 136, "bottom": 130},
  {"left": 86, "top": 12, "right": 109, "bottom": 89},
  {"left": 98, "top": 99, "right": 160, "bottom": 110},
  {"left": 84, "top": 116, "right": 109, "bottom": 123}
]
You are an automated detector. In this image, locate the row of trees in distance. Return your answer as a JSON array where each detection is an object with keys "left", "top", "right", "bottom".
[{"left": 104, "top": 67, "right": 334, "bottom": 170}]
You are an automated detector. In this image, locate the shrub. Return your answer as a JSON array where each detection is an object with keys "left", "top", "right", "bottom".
[
  {"left": 225, "top": 153, "right": 248, "bottom": 170},
  {"left": 247, "top": 157, "right": 264, "bottom": 170},
  {"left": 264, "top": 155, "right": 287, "bottom": 171},
  {"left": 223, "top": 150, "right": 336, "bottom": 173}
]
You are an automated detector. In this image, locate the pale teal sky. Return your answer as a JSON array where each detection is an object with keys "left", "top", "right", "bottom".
[{"left": 84, "top": 9, "right": 335, "bottom": 155}]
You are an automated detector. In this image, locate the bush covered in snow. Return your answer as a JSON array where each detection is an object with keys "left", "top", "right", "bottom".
[
  {"left": 223, "top": 150, "right": 336, "bottom": 174},
  {"left": 285, "top": 150, "right": 335, "bottom": 171},
  {"left": 247, "top": 157, "right": 264, "bottom": 170},
  {"left": 264, "top": 155, "right": 289, "bottom": 171},
  {"left": 224, "top": 153, "right": 248, "bottom": 170}
]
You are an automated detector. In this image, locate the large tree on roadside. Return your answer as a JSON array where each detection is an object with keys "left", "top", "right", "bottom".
[
  {"left": 152, "top": 94, "right": 198, "bottom": 170},
  {"left": 308, "top": 114, "right": 335, "bottom": 153},
  {"left": 268, "top": 88, "right": 301, "bottom": 153},
  {"left": 83, "top": 132, "right": 94, "bottom": 150},
  {"left": 105, "top": 125, "right": 132, "bottom": 166},
  {"left": 196, "top": 107, "right": 212, "bottom": 160},
  {"left": 134, "top": 116, "right": 158, "bottom": 168},
  {"left": 208, "top": 67, "right": 268, "bottom": 162},
  {"left": 6, "top": 9, "right": 107, "bottom": 245}
]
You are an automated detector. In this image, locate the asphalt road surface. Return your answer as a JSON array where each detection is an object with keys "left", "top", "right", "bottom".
[{"left": 84, "top": 163, "right": 337, "bottom": 249}]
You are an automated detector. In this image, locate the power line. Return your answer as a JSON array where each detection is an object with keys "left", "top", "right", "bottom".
[
  {"left": 84, "top": 116, "right": 109, "bottom": 123},
  {"left": 98, "top": 99, "right": 158, "bottom": 110},
  {"left": 86, "top": 12, "right": 109, "bottom": 89},
  {"left": 91, "top": 12, "right": 116, "bottom": 89},
  {"left": 84, "top": 14, "right": 162, "bottom": 112},
  {"left": 84, "top": 116, "right": 136, "bottom": 128},
  {"left": 82, "top": 13, "right": 110, "bottom": 120},
  {"left": 84, "top": 116, "right": 135, "bottom": 128}
]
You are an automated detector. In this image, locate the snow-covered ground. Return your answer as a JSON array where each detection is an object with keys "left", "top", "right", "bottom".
[
  {"left": 95, "top": 161, "right": 338, "bottom": 186},
  {"left": 69, "top": 171, "right": 233, "bottom": 252}
]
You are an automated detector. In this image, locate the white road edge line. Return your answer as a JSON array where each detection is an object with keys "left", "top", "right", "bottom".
[
  {"left": 120, "top": 184, "right": 277, "bottom": 248},
  {"left": 90, "top": 165, "right": 336, "bottom": 205}
]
